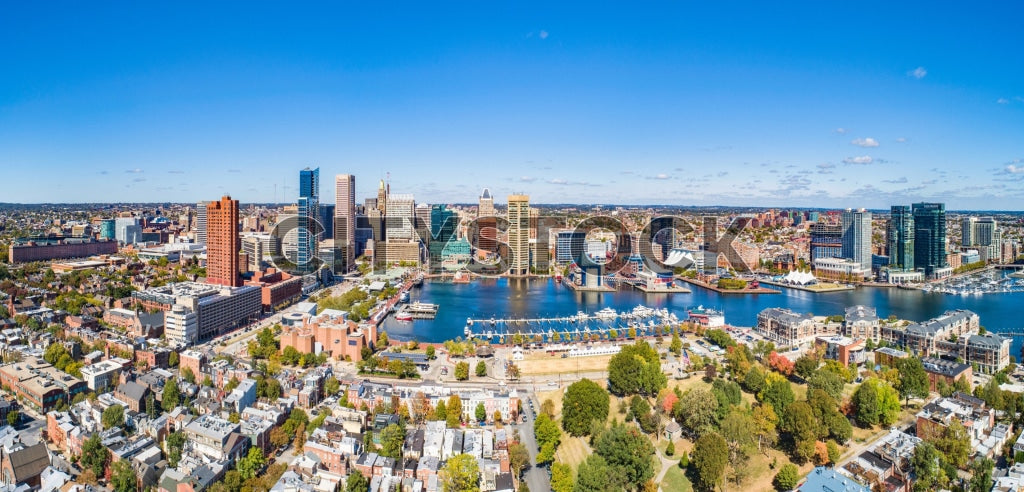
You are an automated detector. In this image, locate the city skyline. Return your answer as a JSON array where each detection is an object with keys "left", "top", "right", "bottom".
[{"left": 2, "top": 3, "right": 1024, "bottom": 209}]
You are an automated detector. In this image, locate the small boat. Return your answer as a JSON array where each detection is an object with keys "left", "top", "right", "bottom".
[
  {"left": 395, "top": 311, "right": 414, "bottom": 322},
  {"left": 595, "top": 307, "right": 618, "bottom": 320},
  {"left": 399, "top": 291, "right": 410, "bottom": 303}
]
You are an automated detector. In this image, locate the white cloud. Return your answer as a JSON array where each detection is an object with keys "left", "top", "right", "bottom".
[
  {"left": 519, "top": 176, "right": 536, "bottom": 182},
  {"left": 908, "top": 66, "right": 927, "bottom": 79},
  {"left": 548, "top": 178, "right": 568, "bottom": 185},
  {"left": 834, "top": 128, "right": 848, "bottom": 134},
  {"left": 998, "top": 98, "right": 1011, "bottom": 105},
  {"left": 125, "top": 168, "right": 143, "bottom": 173},
  {"left": 851, "top": 137, "right": 879, "bottom": 147},
  {"left": 539, "top": 30, "right": 549, "bottom": 39},
  {"left": 843, "top": 155, "right": 874, "bottom": 165},
  {"left": 1006, "top": 165, "right": 1024, "bottom": 174},
  {"left": 895, "top": 137, "right": 907, "bottom": 143},
  {"left": 653, "top": 173, "right": 670, "bottom": 180}
]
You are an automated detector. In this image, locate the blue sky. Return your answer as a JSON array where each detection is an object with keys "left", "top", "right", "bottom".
[{"left": 2, "top": 2, "right": 1023, "bottom": 209}]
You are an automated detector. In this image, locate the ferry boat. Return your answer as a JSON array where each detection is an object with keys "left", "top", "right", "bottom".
[
  {"left": 687, "top": 306, "right": 725, "bottom": 328},
  {"left": 408, "top": 302, "right": 439, "bottom": 315}
]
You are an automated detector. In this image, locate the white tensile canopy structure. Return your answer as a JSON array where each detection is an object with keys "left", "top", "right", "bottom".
[{"left": 783, "top": 270, "right": 817, "bottom": 285}]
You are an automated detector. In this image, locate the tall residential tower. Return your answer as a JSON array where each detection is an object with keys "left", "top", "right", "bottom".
[
  {"left": 507, "top": 194, "right": 530, "bottom": 275},
  {"left": 334, "top": 174, "right": 356, "bottom": 274},
  {"left": 206, "top": 195, "right": 241, "bottom": 287},
  {"left": 297, "top": 167, "right": 320, "bottom": 273}
]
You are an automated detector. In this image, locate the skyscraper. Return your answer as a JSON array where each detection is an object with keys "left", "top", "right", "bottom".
[
  {"left": 507, "top": 194, "right": 530, "bottom": 275},
  {"left": 428, "top": 204, "right": 457, "bottom": 271},
  {"left": 297, "top": 167, "right": 320, "bottom": 273},
  {"left": 912, "top": 202, "right": 948, "bottom": 278},
  {"left": 809, "top": 223, "right": 843, "bottom": 263},
  {"left": 206, "top": 195, "right": 240, "bottom": 287},
  {"left": 840, "top": 208, "right": 872, "bottom": 270},
  {"left": 478, "top": 188, "right": 494, "bottom": 217},
  {"left": 334, "top": 174, "right": 356, "bottom": 274},
  {"left": 386, "top": 194, "right": 415, "bottom": 240},
  {"left": 377, "top": 179, "right": 388, "bottom": 215},
  {"left": 961, "top": 217, "right": 976, "bottom": 247},
  {"left": 195, "top": 202, "right": 207, "bottom": 244},
  {"left": 888, "top": 205, "right": 914, "bottom": 271}
]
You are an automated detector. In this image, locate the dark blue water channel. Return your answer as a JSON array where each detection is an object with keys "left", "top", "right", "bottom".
[{"left": 379, "top": 277, "right": 1024, "bottom": 354}]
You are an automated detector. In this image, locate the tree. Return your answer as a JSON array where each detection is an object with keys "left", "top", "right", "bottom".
[
  {"left": 493, "top": 410, "right": 502, "bottom": 423},
  {"left": 784, "top": 402, "right": 820, "bottom": 463},
  {"left": 508, "top": 443, "right": 530, "bottom": 477},
  {"left": 675, "top": 388, "right": 719, "bottom": 437},
  {"left": 853, "top": 378, "right": 901, "bottom": 427},
  {"left": 269, "top": 427, "right": 290, "bottom": 449},
  {"left": 670, "top": 333, "right": 682, "bottom": 356},
  {"left": 446, "top": 395, "right": 463, "bottom": 427},
  {"left": 346, "top": 469, "right": 369, "bottom": 492},
  {"left": 551, "top": 462, "right": 574, "bottom": 492},
  {"left": 932, "top": 420, "right": 971, "bottom": 469},
  {"left": 475, "top": 360, "right": 487, "bottom": 377},
  {"left": 440, "top": 453, "right": 480, "bottom": 492},
  {"left": 666, "top": 440, "right": 676, "bottom": 456},
  {"left": 377, "top": 330, "right": 389, "bottom": 349},
  {"left": 110, "top": 459, "right": 137, "bottom": 492},
  {"left": 5, "top": 410, "right": 18, "bottom": 427},
  {"left": 237, "top": 446, "right": 267, "bottom": 479},
  {"left": 436, "top": 400, "right": 448, "bottom": 421},
  {"left": 202, "top": 375, "right": 213, "bottom": 387},
  {"left": 607, "top": 341, "right": 666, "bottom": 397},
  {"left": 455, "top": 361, "right": 470, "bottom": 381},
  {"left": 969, "top": 457, "right": 994, "bottom": 492},
  {"left": 767, "top": 351, "right": 795, "bottom": 376},
  {"left": 954, "top": 375, "right": 971, "bottom": 394},
  {"left": 593, "top": 422, "right": 656, "bottom": 488},
  {"left": 102, "top": 404, "right": 125, "bottom": 430},
  {"left": 895, "top": 358, "right": 929, "bottom": 406},
  {"left": 574, "top": 455, "right": 624, "bottom": 492},
  {"left": 165, "top": 432, "right": 185, "bottom": 468},
  {"left": 720, "top": 408, "right": 756, "bottom": 481},
  {"left": 162, "top": 377, "right": 181, "bottom": 411},
  {"left": 425, "top": 345, "right": 436, "bottom": 359},
  {"left": 181, "top": 365, "right": 196, "bottom": 385},
  {"left": 380, "top": 424, "right": 406, "bottom": 459},
  {"left": 911, "top": 442, "right": 947, "bottom": 492},
  {"left": 534, "top": 413, "right": 561, "bottom": 454},
  {"left": 562, "top": 378, "right": 610, "bottom": 437},
  {"left": 761, "top": 376, "right": 795, "bottom": 416},
  {"left": 773, "top": 463, "right": 800, "bottom": 491},
  {"left": 808, "top": 370, "right": 844, "bottom": 401},
  {"left": 752, "top": 403, "right": 779, "bottom": 455},
  {"left": 692, "top": 432, "right": 728, "bottom": 492},
  {"left": 81, "top": 433, "right": 109, "bottom": 478},
  {"left": 743, "top": 365, "right": 767, "bottom": 394},
  {"left": 475, "top": 403, "right": 487, "bottom": 423},
  {"left": 324, "top": 376, "right": 341, "bottom": 396},
  {"left": 794, "top": 355, "right": 818, "bottom": 379}
]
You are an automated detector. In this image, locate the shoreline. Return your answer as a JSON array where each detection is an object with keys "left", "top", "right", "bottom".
[
  {"left": 758, "top": 279, "right": 856, "bottom": 293},
  {"left": 677, "top": 277, "right": 781, "bottom": 295}
]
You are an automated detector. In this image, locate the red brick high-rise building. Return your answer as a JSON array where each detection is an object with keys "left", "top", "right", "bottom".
[{"left": 206, "top": 195, "right": 241, "bottom": 287}]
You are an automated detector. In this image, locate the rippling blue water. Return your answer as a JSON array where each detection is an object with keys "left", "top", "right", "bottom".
[{"left": 379, "top": 277, "right": 1024, "bottom": 355}]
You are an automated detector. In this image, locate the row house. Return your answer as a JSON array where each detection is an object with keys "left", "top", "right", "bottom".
[{"left": 916, "top": 392, "right": 995, "bottom": 451}]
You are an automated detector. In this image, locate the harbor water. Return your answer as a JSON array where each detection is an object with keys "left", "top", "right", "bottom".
[{"left": 379, "top": 277, "right": 1024, "bottom": 355}]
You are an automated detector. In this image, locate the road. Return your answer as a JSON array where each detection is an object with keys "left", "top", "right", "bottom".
[{"left": 510, "top": 400, "right": 550, "bottom": 492}]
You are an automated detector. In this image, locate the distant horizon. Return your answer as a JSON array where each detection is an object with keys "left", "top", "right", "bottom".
[
  {"left": 2, "top": 4, "right": 1023, "bottom": 208},
  {"left": 2, "top": 201, "right": 1023, "bottom": 215}
]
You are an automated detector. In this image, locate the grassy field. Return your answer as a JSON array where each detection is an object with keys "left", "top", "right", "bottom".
[
  {"left": 519, "top": 353, "right": 614, "bottom": 375},
  {"left": 661, "top": 464, "right": 693, "bottom": 492}
]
